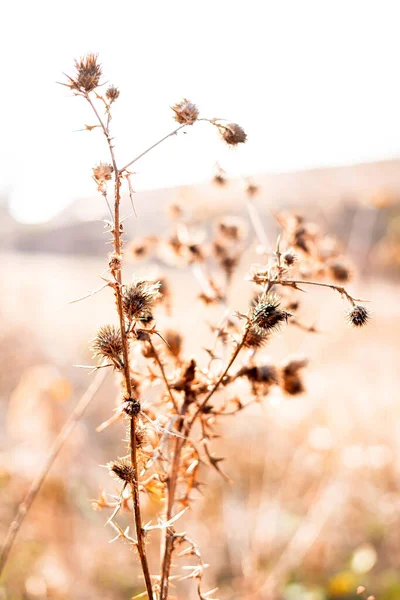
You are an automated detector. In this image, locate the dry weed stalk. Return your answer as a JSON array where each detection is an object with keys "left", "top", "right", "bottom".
[{"left": 1, "top": 53, "right": 370, "bottom": 598}]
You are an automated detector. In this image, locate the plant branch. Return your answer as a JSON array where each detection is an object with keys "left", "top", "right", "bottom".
[
  {"left": 85, "top": 94, "right": 154, "bottom": 599},
  {"left": 119, "top": 125, "right": 186, "bottom": 173},
  {"left": 148, "top": 338, "right": 179, "bottom": 413}
]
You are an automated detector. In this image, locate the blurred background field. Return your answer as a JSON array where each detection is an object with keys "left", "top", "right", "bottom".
[{"left": 1, "top": 157, "right": 400, "bottom": 599}]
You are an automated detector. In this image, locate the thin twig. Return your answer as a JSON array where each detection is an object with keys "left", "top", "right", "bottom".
[
  {"left": 119, "top": 125, "right": 186, "bottom": 173},
  {"left": 0, "top": 369, "right": 107, "bottom": 576},
  {"left": 148, "top": 338, "right": 179, "bottom": 413}
]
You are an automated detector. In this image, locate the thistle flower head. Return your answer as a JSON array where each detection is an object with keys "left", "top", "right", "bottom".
[
  {"left": 122, "top": 280, "right": 161, "bottom": 322},
  {"left": 106, "top": 85, "right": 120, "bottom": 103},
  {"left": 243, "top": 327, "right": 270, "bottom": 349},
  {"left": 282, "top": 249, "right": 298, "bottom": 267},
  {"left": 108, "top": 458, "right": 135, "bottom": 483},
  {"left": 92, "top": 325, "right": 123, "bottom": 368},
  {"left": 70, "top": 53, "right": 102, "bottom": 93},
  {"left": 348, "top": 304, "right": 370, "bottom": 328},
  {"left": 93, "top": 162, "right": 113, "bottom": 185},
  {"left": 172, "top": 99, "right": 199, "bottom": 125},
  {"left": 219, "top": 123, "right": 247, "bottom": 146},
  {"left": 251, "top": 294, "right": 291, "bottom": 333}
]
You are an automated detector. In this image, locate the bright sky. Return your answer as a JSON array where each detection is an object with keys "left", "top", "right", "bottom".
[{"left": 2, "top": 0, "right": 400, "bottom": 223}]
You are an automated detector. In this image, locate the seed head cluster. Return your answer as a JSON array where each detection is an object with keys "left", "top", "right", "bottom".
[
  {"left": 93, "top": 162, "right": 113, "bottom": 185},
  {"left": 172, "top": 99, "right": 199, "bottom": 125},
  {"left": 252, "top": 294, "right": 291, "bottom": 333},
  {"left": 122, "top": 280, "right": 161, "bottom": 322},
  {"left": 219, "top": 123, "right": 247, "bottom": 146},
  {"left": 106, "top": 85, "right": 120, "bottom": 103},
  {"left": 108, "top": 458, "right": 135, "bottom": 483},
  {"left": 72, "top": 53, "right": 102, "bottom": 93},
  {"left": 92, "top": 325, "right": 123, "bottom": 368},
  {"left": 348, "top": 304, "right": 370, "bottom": 328}
]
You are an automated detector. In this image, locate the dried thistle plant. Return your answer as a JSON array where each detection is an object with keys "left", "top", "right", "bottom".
[{"left": 56, "top": 53, "right": 371, "bottom": 600}]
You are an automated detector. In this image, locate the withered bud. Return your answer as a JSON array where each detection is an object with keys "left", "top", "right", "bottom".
[
  {"left": 164, "top": 329, "right": 183, "bottom": 358},
  {"left": 108, "top": 252, "right": 121, "bottom": 272},
  {"left": 282, "top": 374, "right": 304, "bottom": 395},
  {"left": 239, "top": 364, "right": 279, "bottom": 385},
  {"left": 213, "top": 173, "right": 227, "bottom": 187},
  {"left": 106, "top": 85, "right": 120, "bottom": 103},
  {"left": 108, "top": 458, "right": 135, "bottom": 483},
  {"left": 348, "top": 305, "right": 370, "bottom": 328},
  {"left": 220, "top": 123, "right": 247, "bottom": 146},
  {"left": 281, "top": 356, "right": 308, "bottom": 377},
  {"left": 93, "top": 162, "right": 113, "bottom": 184},
  {"left": 122, "top": 280, "right": 161, "bottom": 322},
  {"left": 282, "top": 249, "right": 298, "bottom": 267},
  {"left": 281, "top": 355, "right": 308, "bottom": 395},
  {"left": 328, "top": 260, "right": 351, "bottom": 283},
  {"left": 122, "top": 397, "right": 141, "bottom": 417},
  {"left": 72, "top": 53, "right": 102, "bottom": 92},
  {"left": 188, "top": 243, "right": 205, "bottom": 262},
  {"left": 92, "top": 325, "right": 123, "bottom": 368},
  {"left": 217, "top": 217, "right": 245, "bottom": 242},
  {"left": 252, "top": 294, "right": 291, "bottom": 333},
  {"left": 182, "top": 359, "right": 196, "bottom": 384},
  {"left": 172, "top": 99, "right": 199, "bottom": 125},
  {"left": 246, "top": 182, "right": 259, "bottom": 197},
  {"left": 243, "top": 327, "right": 270, "bottom": 349}
]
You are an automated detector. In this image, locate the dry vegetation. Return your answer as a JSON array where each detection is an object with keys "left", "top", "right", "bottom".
[{"left": 1, "top": 53, "right": 400, "bottom": 600}]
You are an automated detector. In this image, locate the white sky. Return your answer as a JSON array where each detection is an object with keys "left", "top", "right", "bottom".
[{"left": 2, "top": 0, "right": 400, "bottom": 223}]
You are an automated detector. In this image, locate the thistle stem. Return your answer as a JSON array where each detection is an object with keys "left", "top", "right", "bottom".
[
  {"left": 86, "top": 94, "right": 154, "bottom": 600},
  {"left": 119, "top": 125, "right": 186, "bottom": 173}
]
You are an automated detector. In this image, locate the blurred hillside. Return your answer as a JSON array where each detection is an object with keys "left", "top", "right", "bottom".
[{"left": 1, "top": 159, "right": 400, "bottom": 274}]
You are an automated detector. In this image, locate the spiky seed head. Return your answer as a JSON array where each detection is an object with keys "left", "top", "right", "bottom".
[
  {"left": 73, "top": 53, "right": 102, "bottom": 93},
  {"left": 282, "top": 249, "right": 298, "bottom": 267},
  {"left": 122, "top": 397, "right": 141, "bottom": 417},
  {"left": 122, "top": 280, "right": 161, "bottom": 322},
  {"left": 220, "top": 123, "right": 247, "bottom": 146},
  {"left": 106, "top": 85, "right": 120, "bottom": 103},
  {"left": 252, "top": 294, "right": 291, "bottom": 333},
  {"left": 108, "top": 252, "right": 122, "bottom": 273},
  {"left": 93, "top": 162, "right": 113, "bottom": 184},
  {"left": 243, "top": 327, "right": 270, "bottom": 349},
  {"left": 92, "top": 325, "right": 123, "bottom": 368},
  {"left": 348, "top": 305, "right": 370, "bottom": 328},
  {"left": 172, "top": 99, "right": 199, "bottom": 125},
  {"left": 108, "top": 458, "right": 135, "bottom": 483}
]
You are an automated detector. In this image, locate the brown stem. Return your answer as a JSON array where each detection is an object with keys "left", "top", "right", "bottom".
[
  {"left": 130, "top": 416, "right": 153, "bottom": 597},
  {"left": 159, "top": 324, "right": 250, "bottom": 598},
  {"left": 0, "top": 370, "right": 107, "bottom": 576},
  {"left": 148, "top": 338, "right": 179, "bottom": 413},
  {"left": 188, "top": 322, "right": 251, "bottom": 428},
  {"left": 119, "top": 125, "right": 186, "bottom": 173},
  {"left": 273, "top": 278, "right": 364, "bottom": 305},
  {"left": 86, "top": 94, "right": 153, "bottom": 599}
]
